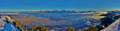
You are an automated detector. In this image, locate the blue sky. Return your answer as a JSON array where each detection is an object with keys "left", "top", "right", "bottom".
[{"left": 0, "top": 0, "right": 120, "bottom": 11}]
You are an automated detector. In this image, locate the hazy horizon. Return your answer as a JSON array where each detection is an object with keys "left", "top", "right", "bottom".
[{"left": 0, "top": 0, "right": 120, "bottom": 11}]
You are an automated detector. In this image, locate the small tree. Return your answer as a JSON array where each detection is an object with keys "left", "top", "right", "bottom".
[
  {"left": 89, "top": 26, "right": 97, "bottom": 31},
  {"left": 40, "top": 26, "right": 48, "bottom": 31},
  {"left": 66, "top": 26, "right": 74, "bottom": 31}
]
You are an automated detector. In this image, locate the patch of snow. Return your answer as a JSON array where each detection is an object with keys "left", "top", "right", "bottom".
[
  {"left": 0, "top": 16, "right": 6, "bottom": 30},
  {"left": 1, "top": 16, "right": 6, "bottom": 20},
  {"left": 0, "top": 27, "right": 4, "bottom": 30},
  {"left": 86, "top": 21, "right": 91, "bottom": 26},
  {"left": 50, "top": 29, "right": 55, "bottom": 31},
  {"left": 101, "top": 18, "right": 120, "bottom": 31},
  {"left": 11, "top": 25, "right": 16, "bottom": 31}
]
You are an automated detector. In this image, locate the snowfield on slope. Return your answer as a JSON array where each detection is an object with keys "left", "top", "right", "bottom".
[
  {"left": 0, "top": 16, "right": 19, "bottom": 31},
  {"left": 0, "top": 16, "right": 6, "bottom": 30},
  {"left": 101, "top": 18, "right": 120, "bottom": 31}
]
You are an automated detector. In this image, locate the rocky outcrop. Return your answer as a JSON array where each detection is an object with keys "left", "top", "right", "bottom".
[
  {"left": 5, "top": 17, "right": 9, "bottom": 23},
  {"left": 13, "top": 20, "right": 29, "bottom": 31},
  {"left": 5, "top": 15, "right": 29, "bottom": 31}
]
